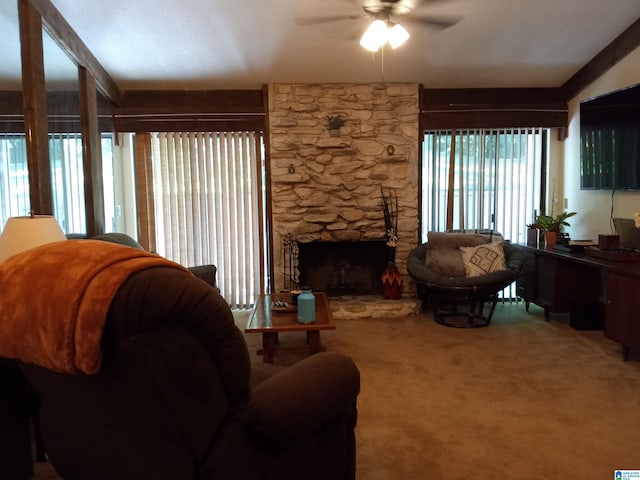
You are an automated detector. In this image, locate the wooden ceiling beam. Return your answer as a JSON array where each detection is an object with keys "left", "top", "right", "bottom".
[
  {"left": 27, "top": 0, "right": 123, "bottom": 106},
  {"left": 19, "top": 0, "right": 52, "bottom": 215},
  {"left": 420, "top": 87, "right": 568, "bottom": 129},
  {"left": 0, "top": 91, "right": 24, "bottom": 115},
  {"left": 562, "top": 17, "right": 640, "bottom": 101},
  {"left": 421, "top": 88, "right": 566, "bottom": 111},
  {"left": 117, "top": 90, "right": 265, "bottom": 115}
]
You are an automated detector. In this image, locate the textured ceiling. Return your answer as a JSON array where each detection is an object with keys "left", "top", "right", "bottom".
[{"left": 2, "top": 0, "right": 640, "bottom": 91}]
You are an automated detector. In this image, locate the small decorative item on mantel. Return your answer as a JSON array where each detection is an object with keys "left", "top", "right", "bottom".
[
  {"left": 381, "top": 186, "right": 402, "bottom": 299},
  {"left": 326, "top": 115, "right": 346, "bottom": 137}
]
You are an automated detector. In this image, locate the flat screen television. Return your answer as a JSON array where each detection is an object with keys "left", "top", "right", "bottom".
[{"left": 580, "top": 83, "right": 640, "bottom": 190}]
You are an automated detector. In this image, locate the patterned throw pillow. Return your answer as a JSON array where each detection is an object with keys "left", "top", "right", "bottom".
[
  {"left": 425, "top": 231, "right": 502, "bottom": 277},
  {"left": 459, "top": 242, "right": 507, "bottom": 277}
]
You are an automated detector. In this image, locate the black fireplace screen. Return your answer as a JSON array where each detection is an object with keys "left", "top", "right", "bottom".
[{"left": 297, "top": 240, "right": 389, "bottom": 295}]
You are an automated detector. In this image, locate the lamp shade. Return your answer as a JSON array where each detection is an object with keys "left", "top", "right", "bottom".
[
  {"left": 0, "top": 215, "right": 67, "bottom": 263},
  {"left": 360, "top": 19, "right": 388, "bottom": 52},
  {"left": 388, "top": 23, "right": 410, "bottom": 49}
]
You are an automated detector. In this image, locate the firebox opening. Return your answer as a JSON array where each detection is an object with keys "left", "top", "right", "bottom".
[{"left": 298, "top": 240, "right": 390, "bottom": 296}]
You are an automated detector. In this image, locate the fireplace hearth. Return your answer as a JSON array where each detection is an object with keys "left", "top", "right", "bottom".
[{"left": 298, "top": 240, "right": 390, "bottom": 296}]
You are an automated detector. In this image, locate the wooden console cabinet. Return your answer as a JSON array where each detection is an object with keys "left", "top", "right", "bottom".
[
  {"left": 604, "top": 272, "right": 640, "bottom": 361},
  {"left": 515, "top": 245, "right": 640, "bottom": 360}
]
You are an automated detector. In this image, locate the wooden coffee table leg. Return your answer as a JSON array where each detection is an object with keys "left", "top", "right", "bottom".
[
  {"left": 260, "top": 332, "right": 277, "bottom": 363},
  {"left": 306, "top": 330, "right": 326, "bottom": 355}
]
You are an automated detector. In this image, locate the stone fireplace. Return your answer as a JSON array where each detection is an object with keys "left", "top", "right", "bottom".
[
  {"left": 268, "top": 83, "right": 420, "bottom": 298},
  {"left": 297, "top": 240, "right": 389, "bottom": 295}
]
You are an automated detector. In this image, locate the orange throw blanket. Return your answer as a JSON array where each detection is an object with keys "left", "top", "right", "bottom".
[{"left": 0, "top": 240, "right": 189, "bottom": 374}]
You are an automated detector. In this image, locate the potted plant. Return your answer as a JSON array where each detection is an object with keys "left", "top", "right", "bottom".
[
  {"left": 326, "top": 115, "right": 346, "bottom": 136},
  {"left": 533, "top": 211, "right": 577, "bottom": 247}
]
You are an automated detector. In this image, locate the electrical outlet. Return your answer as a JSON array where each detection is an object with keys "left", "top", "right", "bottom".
[{"left": 564, "top": 198, "right": 568, "bottom": 209}]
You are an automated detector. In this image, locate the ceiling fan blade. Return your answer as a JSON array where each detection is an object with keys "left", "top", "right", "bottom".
[
  {"left": 415, "top": 0, "right": 461, "bottom": 5},
  {"left": 371, "top": 0, "right": 457, "bottom": 11},
  {"left": 295, "top": 14, "right": 366, "bottom": 26},
  {"left": 402, "top": 14, "right": 462, "bottom": 30}
]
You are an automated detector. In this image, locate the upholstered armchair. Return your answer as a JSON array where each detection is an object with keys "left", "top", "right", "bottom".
[
  {"left": 69, "top": 231, "right": 220, "bottom": 292},
  {"left": 0, "top": 241, "right": 359, "bottom": 480},
  {"left": 407, "top": 231, "right": 524, "bottom": 327},
  {"left": 0, "top": 358, "right": 35, "bottom": 479}
]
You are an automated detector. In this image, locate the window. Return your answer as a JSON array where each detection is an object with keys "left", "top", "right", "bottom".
[
  {"left": 421, "top": 129, "right": 546, "bottom": 299},
  {"left": 0, "top": 132, "right": 115, "bottom": 234},
  {"left": 49, "top": 132, "right": 85, "bottom": 233},
  {"left": 0, "top": 134, "right": 30, "bottom": 224},
  {"left": 421, "top": 129, "right": 546, "bottom": 244},
  {"left": 138, "top": 131, "right": 267, "bottom": 309}
]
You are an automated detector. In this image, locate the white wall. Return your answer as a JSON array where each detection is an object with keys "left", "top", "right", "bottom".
[
  {"left": 112, "top": 133, "right": 139, "bottom": 240},
  {"left": 554, "top": 45, "right": 640, "bottom": 241}
]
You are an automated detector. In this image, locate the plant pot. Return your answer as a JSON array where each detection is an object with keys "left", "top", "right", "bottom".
[{"left": 544, "top": 231, "right": 557, "bottom": 249}]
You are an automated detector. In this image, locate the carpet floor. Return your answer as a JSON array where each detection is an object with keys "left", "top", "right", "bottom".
[{"left": 34, "top": 302, "right": 640, "bottom": 480}]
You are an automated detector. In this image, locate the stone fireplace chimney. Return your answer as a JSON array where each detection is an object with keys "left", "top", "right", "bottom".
[{"left": 268, "top": 83, "right": 420, "bottom": 297}]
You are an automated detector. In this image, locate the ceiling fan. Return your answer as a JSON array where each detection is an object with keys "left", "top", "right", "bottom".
[{"left": 296, "top": 0, "right": 461, "bottom": 52}]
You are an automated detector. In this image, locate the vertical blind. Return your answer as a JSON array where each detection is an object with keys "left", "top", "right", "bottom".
[
  {"left": 0, "top": 133, "right": 30, "bottom": 226},
  {"left": 0, "top": 132, "right": 89, "bottom": 234},
  {"left": 422, "top": 128, "right": 544, "bottom": 242},
  {"left": 143, "top": 131, "right": 264, "bottom": 310},
  {"left": 49, "top": 132, "right": 86, "bottom": 234},
  {"left": 422, "top": 128, "right": 545, "bottom": 298}
]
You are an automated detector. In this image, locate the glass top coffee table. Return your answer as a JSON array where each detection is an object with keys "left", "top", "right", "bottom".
[{"left": 245, "top": 292, "right": 335, "bottom": 363}]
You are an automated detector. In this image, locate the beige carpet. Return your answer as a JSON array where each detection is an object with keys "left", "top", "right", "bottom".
[
  {"left": 243, "top": 303, "right": 640, "bottom": 480},
  {"left": 35, "top": 303, "right": 640, "bottom": 480}
]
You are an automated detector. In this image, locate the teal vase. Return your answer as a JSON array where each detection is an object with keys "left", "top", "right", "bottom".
[{"left": 297, "top": 288, "right": 316, "bottom": 324}]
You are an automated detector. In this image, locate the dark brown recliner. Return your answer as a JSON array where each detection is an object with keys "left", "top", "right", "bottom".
[
  {"left": 0, "top": 358, "right": 35, "bottom": 479},
  {"left": 69, "top": 231, "right": 221, "bottom": 293},
  {"left": 15, "top": 264, "right": 359, "bottom": 479}
]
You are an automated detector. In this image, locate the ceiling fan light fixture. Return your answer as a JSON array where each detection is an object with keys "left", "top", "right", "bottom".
[
  {"left": 360, "top": 19, "right": 388, "bottom": 52},
  {"left": 388, "top": 23, "right": 410, "bottom": 49}
]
